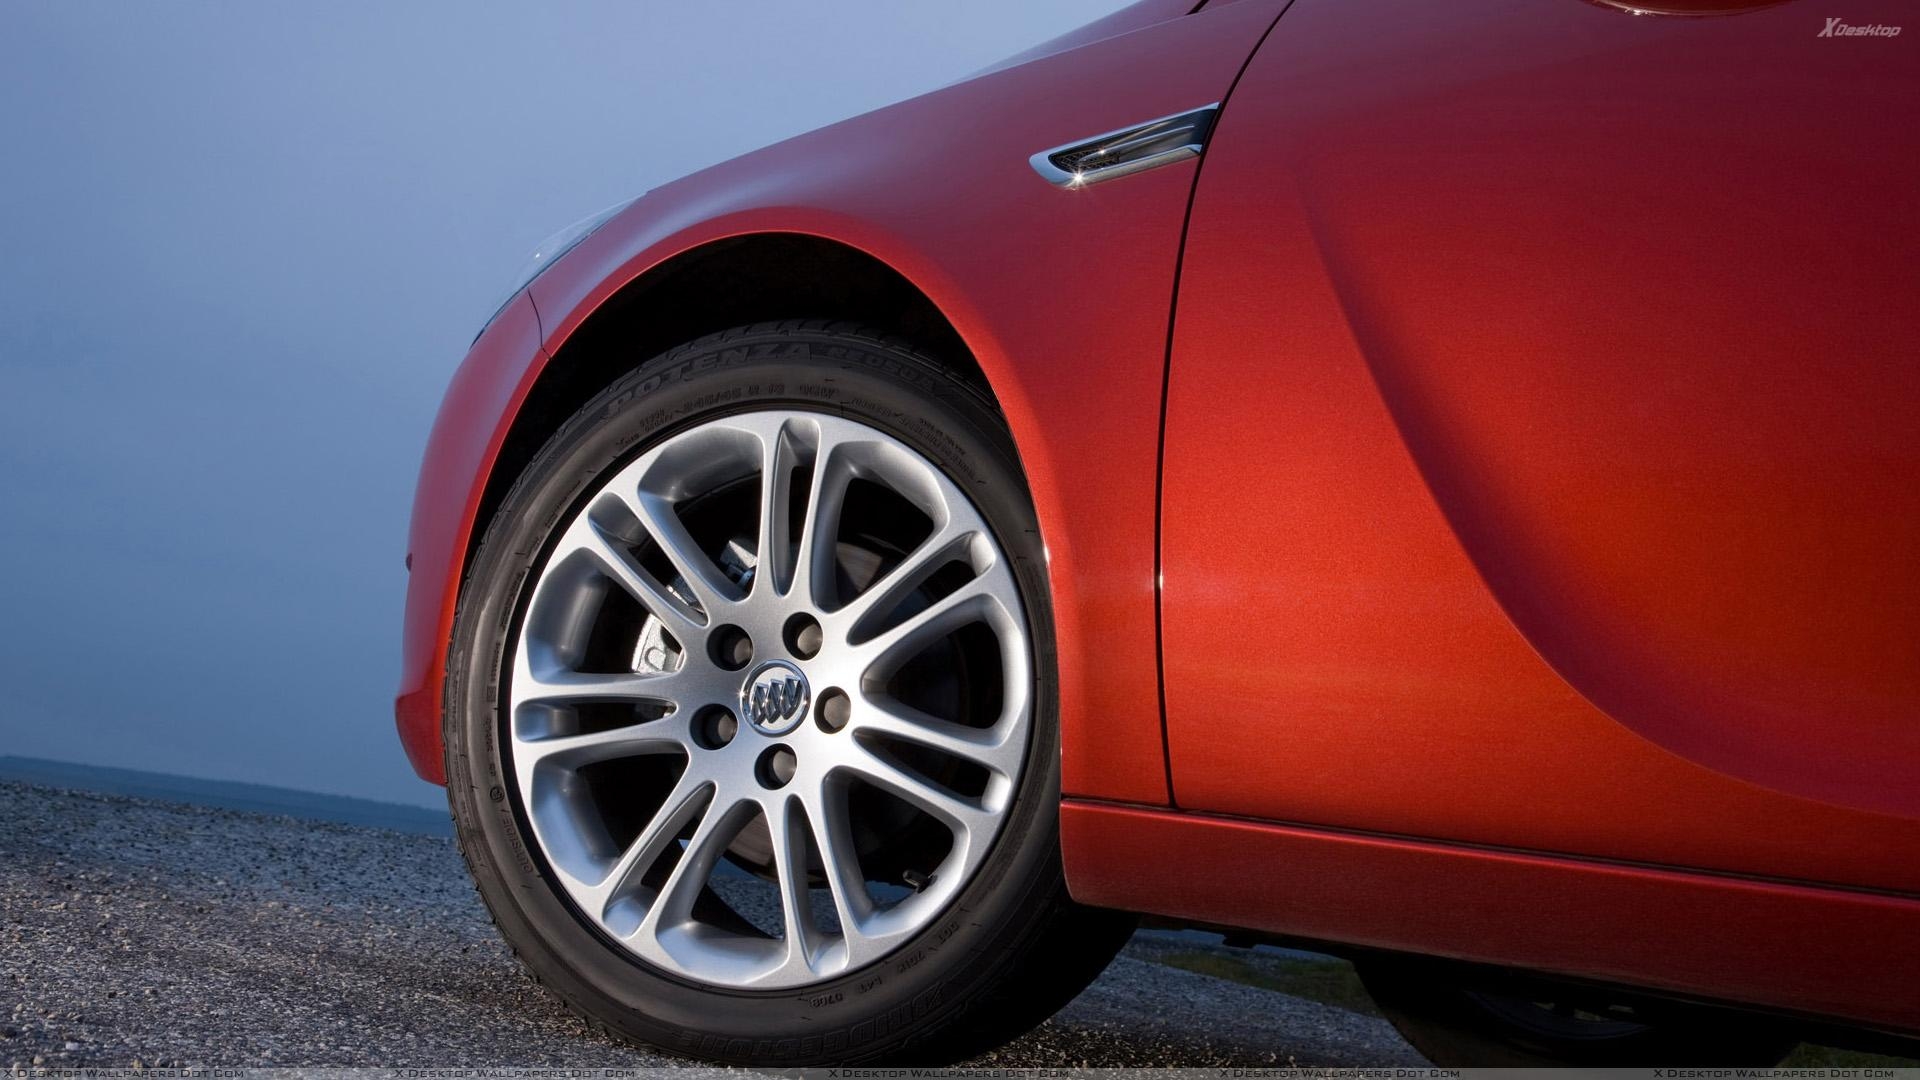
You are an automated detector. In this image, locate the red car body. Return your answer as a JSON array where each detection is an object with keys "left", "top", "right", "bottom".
[{"left": 400, "top": 0, "right": 1920, "bottom": 1037}]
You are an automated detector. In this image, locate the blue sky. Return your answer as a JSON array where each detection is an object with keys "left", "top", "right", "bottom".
[{"left": 0, "top": 1, "right": 1129, "bottom": 808}]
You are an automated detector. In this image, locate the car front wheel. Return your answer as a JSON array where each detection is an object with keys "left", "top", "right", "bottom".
[{"left": 443, "top": 320, "right": 1133, "bottom": 1065}]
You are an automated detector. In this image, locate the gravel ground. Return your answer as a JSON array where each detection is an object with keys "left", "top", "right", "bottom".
[{"left": 0, "top": 780, "right": 1421, "bottom": 1069}]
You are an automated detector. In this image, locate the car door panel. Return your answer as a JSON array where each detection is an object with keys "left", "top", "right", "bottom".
[{"left": 1160, "top": 0, "right": 1920, "bottom": 890}]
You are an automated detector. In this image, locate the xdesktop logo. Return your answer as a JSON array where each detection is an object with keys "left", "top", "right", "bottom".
[{"left": 1819, "top": 18, "right": 1902, "bottom": 37}]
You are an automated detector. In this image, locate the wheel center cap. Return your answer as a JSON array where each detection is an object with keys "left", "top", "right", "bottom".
[{"left": 740, "top": 659, "right": 810, "bottom": 736}]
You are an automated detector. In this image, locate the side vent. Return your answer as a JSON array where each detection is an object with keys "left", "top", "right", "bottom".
[{"left": 1029, "top": 104, "right": 1220, "bottom": 188}]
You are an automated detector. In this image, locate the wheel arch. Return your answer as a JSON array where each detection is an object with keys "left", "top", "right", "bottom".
[{"left": 470, "top": 232, "right": 993, "bottom": 585}]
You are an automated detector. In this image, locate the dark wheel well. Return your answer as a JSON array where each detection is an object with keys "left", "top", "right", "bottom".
[{"left": 469, "top": 233, "right": 986, "bottom": 578}]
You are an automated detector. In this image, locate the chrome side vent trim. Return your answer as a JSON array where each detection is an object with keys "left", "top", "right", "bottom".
[{"left": 1029, "top": 104, "right": 1220, "bottom": 188}]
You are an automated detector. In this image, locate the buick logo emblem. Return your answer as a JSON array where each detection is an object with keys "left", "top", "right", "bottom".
[{"left": 741, "top": 660, "right": 810, "bottom": 735}]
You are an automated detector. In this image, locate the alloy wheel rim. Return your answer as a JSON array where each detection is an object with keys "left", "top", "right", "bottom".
[{"left": 507, "top": 410, "right": 1033, "bottom": 990}]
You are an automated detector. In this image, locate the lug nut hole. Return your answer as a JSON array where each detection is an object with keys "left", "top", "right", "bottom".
[
  {"left": 692, "top": 706, "right": 738, "bottom": 750},
  {"left": 708, "top": 625, "right": 753, "bottom": 671},
  {"left": 783, "top": 613, "right": 824, "bottom": 660},
  {"left": 756, "top": 745, "right": 797, "bottom": 789},
  {"left": 815, "top": 687, "right": 851, "bottom": 734}
]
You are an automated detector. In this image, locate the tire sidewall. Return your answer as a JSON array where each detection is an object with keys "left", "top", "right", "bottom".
[{"left": 445, "top": 328, "right": 1063, "bottom": 1061}]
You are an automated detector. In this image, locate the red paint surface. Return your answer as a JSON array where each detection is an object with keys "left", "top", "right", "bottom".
[
  {"left": 396, "top": 292, "right": 545, "bottom": 784},
  {"left": 1161, "top": 0, "right": 1920, "bottom": 891},
  {"left": 1063, "top": 800, "right": 1920, "bottom": 1035},
  {"left": 398, "top": 0, "right": 1920, "bottom": 1030},
  {"left": 397, "top": 0, "right": 1293, "bottom": 801}
]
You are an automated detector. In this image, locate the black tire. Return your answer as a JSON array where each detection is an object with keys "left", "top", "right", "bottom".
[
  {"left": 1357, "top": 960, "right": 1798, "bottom": 1067},
  {"left": 443, "top": 320, "right": 1135, "bottom": 1065}
]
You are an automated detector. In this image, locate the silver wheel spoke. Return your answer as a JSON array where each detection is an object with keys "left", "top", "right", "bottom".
[
  {"left": 516, "top": 716, "right": 688, "bottom": 770},
  {"left": 516, "top": 665, "right": 690, "bottom": 709},
  {"left": 508, "top": 409, "right": 1030, "bottom": 990},
  {"left": 850, "top": 692, "right": 1022, "bottom": 780},
  {"left": 579, "top": 772, "right": 710, "bottom": 914},
  {"left": 571, "top": 519, "right": 707, "bottom": 642},
  {"left": 627, "top": 490, "right": 743, "bottom": 616},
  {"left": 752, "top": 419, "right": 805, "bottom": 599},
  {"left": 636, "top": 793, "right": 752, "bottom": 940},
  {"left": 852, "top": 575, "right": 999, "bottom": 680},
  {"left": 790, "top": 444, "right": 853, "bottom": 609},
  {"left": 835, "top": 519, "right": 980, "bottom": 639},
  {"left": 805, "top": 784, "right": 876, "bottom": 947},
  {"left": 841, "top": 742, "right": 994, "bottom": 838},
  {"left": 764, "top": 794, "right": 819, "bottom": 977}
]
